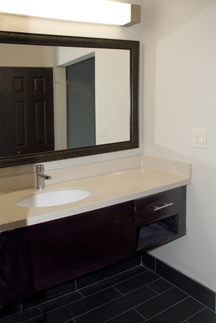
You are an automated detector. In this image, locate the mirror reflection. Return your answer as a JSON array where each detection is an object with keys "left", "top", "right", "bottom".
[{"left": 0, "top": 43, "right": 130, "bottom": 158}]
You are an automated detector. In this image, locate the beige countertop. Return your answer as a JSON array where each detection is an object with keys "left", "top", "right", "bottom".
[{"left": 0, "top": 167, "right": 190, "bottom": 232}]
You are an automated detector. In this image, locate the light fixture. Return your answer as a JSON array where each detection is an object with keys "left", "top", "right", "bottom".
[{"left": 0, "top": 0, "right": 141, "bottom": 27}]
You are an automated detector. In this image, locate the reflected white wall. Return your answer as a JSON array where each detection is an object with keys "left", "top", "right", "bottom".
[{"left": 56, "top": 47, "right": 130, "bottom": 145}]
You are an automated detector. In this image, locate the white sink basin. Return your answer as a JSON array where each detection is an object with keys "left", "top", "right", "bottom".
[{"left": 15, "top": 189, "right": 91, "bottom": 207}]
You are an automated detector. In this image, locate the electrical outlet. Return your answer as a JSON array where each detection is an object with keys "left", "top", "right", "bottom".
[{"left": 192, "top": 129, "right": 206, "bottom": 148}]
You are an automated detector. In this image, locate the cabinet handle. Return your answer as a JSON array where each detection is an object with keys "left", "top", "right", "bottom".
[{"left": 154, "top": 202, "right": 174, "bottom": 211}]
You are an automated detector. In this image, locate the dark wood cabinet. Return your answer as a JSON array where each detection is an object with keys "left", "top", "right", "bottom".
[
  {"left": 28, "top": 201, "right": 136, "bottom": 292},
  {"left": 0, "top": 201, "right": 136, "bottom": 305},
  {"left": 135, "top": 186, "right": 186, "bottom": 251},
  {"left": 0, "top": 186, "right": 186, "bottom": 306},
  {"left": 134, "top": 187, "right": 185, "bottom": 226}
]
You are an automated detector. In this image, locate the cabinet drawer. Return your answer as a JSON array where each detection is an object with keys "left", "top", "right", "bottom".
[{"left": 134, "top": 187, "right": 186, "bottom": 227}]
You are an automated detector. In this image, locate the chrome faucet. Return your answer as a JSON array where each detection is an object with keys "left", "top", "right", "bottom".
[{"left": 36, "top": 164, "right": 52, "bottom": 189}]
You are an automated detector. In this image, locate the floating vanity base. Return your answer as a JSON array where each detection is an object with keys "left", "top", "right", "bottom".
[{"left": 0, "top": 186, "right": 186, "bottom": 306}]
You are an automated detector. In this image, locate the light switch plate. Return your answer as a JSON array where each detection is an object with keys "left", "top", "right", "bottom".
[{"left": 192, "top": 129, "right": 207, "bottom": 148}]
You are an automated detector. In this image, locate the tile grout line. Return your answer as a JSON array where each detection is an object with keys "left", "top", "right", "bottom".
[
  {"left": 136, "top": 296, "right": 191, "bottom": 322},
  {"left": 37, "top": 292, "right": 85, "bottom": 316},
  {"left": 71, "top": 283, "right": 160, "bottom": 321},
  {"left": 113, "top": 286, "right": 125, "bottom": 296},
  {"left": 35, "top": 267, "right": 149, "bottom": 312},
  {"left": 147, "top": 284, "right": 174, "bottom": 296},
  {"left": 4, "top": 263, "right": 210, "bottom": 323},
  {"left": 36, "top": 306, "right": 44, "bottom": 314},
  {"left": 77, "top": 265, "right": 148, "bottom": 293},
  {"left": 112, "top": 279, "right": 164, "bottom": 297},
  {"left": 0, "top": 262, "right": 145, "bottom": 320},
  {"left": 142, "top": 262, "right": 203, "bottom": 307},
  {"left": 103, "top": 308, "right": 145, "bottom": 323},
  {"left": 30, "top": 281, "right": 206, "bottom": 323},
  {"left": 150, "top": 272, "right": 210, "bottom": 314},
  {"left": 184, "top": 306, "right": 207, "bottom": 322},
  {"left": 75, "top": 278, "right": 78, "bottom": 291},
  {"left": 76, "top": 268, "right": 150, "bottom": 298},
  {"left": 35, "top": 290, "right": 83, "bottom": 308},
  {"left": 27, "top": 271, "right": 157, "bottom": 320},
  {"left": 133, "top": 307, "right": 148, "bottom": 321},
  {"left": 113, "top": 270, "right": 154, "bottom": 290},
  {"left": 67, "top": 293, "right": 125, "bottom": 321},
  {"left": 131, "top": 286, "right": 176, "bottom": 313},
  {"left": 35, "top": 279, "right": 168, "bottom": 319},
  {"left": 146, "top": 284, "right": 160, "bottom": 295}
]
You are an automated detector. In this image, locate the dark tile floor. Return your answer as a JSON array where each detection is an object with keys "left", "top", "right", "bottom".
[{"left": 1, "top": 265, "right": 216, "bottom": 323}]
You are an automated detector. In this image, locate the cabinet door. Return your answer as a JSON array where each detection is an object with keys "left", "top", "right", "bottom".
[
  {"left": 0, "top": 227, "right": 34, "bottom": 306},
  {"left": 30, "top": 201, "right": 136, "bottom": 291},
  {"left": 0, "top": 201, "right": 136, "bottom": 305}
]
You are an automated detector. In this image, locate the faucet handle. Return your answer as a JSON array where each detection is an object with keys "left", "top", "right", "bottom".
[
  {"left": 36, "top": 164, "right": 51, "bottom": 189},
  {"left": 36, "top": 164, "right": 44, "bottom": 173}
]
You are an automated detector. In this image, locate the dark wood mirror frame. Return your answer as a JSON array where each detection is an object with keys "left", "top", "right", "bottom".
[{"left": 0, "top": 31, "right": 139, "bottom": 168}]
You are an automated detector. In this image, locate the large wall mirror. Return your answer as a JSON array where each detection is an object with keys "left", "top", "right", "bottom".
[{"left": 0, "top": 31, "right": 139, "bottom": 168}]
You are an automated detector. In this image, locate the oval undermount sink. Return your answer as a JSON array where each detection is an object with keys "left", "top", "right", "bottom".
[{"left": 15, "top": 189, "right": 91, "bottom": 208}]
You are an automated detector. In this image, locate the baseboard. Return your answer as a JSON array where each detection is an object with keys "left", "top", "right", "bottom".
[{"left": 142, "top": 253, "right": 216, "bottom": 312}]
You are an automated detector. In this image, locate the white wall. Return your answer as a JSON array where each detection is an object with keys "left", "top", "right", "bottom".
[
  {"left": 142, "top": 0, "right": 216, "bottom": 291},
  {"left": 0, "top": 43, "right": 54, "bottom": 66},
  {"left": 95, "top": 49, "right": 130, "bottom": 145}
]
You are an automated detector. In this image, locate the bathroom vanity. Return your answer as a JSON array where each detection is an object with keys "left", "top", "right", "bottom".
[
  {"left": 0, "top": 31, "right": 190, "bottom": 308},
  {"left": 0, "top": 166, "right": 188, "bottom": 306}
]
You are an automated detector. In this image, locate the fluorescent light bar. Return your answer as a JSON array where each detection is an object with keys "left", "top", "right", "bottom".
[{"left": 0, "top": 0, "right": 140, "bottom": 26}]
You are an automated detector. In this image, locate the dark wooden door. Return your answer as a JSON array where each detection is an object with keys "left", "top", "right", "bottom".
[
  {"left": 29, "top": 68, "right": 54, "bottom": 154},
  {"left": 0, "top": 68, "right": 31, "bottom": 157},
  {"left": 0, "top": 67, "right": 54, "bottom": 157}
]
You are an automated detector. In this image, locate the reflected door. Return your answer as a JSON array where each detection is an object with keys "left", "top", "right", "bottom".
[
  {"left": 66, "top": 57, "right": 96, "bottom": 149},
  {"left": 0, "top": 67, "right": 54, "bottom": 157}
]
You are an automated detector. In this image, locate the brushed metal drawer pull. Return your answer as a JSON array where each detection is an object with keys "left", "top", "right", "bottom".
[{"left": 154, "top": 202, "right": 174, "bottom": 211}]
